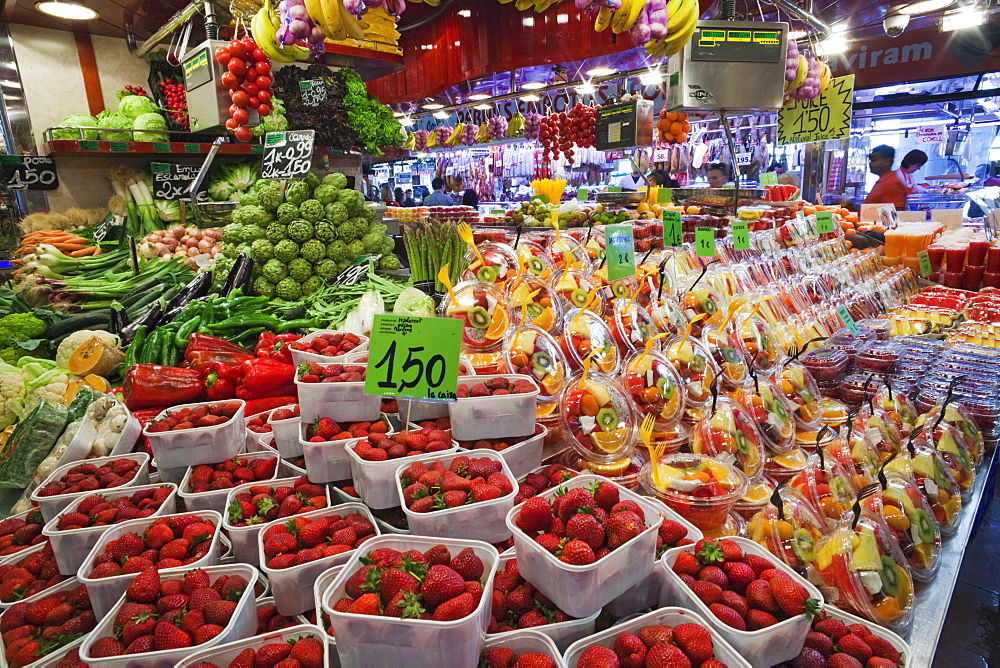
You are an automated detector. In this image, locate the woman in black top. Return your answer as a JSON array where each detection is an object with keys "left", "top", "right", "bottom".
[{"left": 455, "top": 177, "right": 479, "bottom": 207}]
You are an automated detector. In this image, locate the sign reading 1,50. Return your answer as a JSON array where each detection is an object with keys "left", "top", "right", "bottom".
[
  {"left": 262, "top": 142, "right": 311, "bottom": 178},
  {"left": 790, "top": 100, "right": 831, "bottom": 136},
  {"left": 373, "top": 341, "right": 450, "bottom": 396}
]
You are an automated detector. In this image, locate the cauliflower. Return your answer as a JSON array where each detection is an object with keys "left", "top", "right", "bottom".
[
  {"left": 266, "top": 222, "right": 288, "bottom": 243},
  {"left": 326, "top": 240, "right": 348, "bottom": 261},
  {"left": 287, "top": 220, "right": 315, "bottom": 243},
  {"left": 323, "top": 173, "right": 348, "bottom": 189},
  {"left": 276, "top": 203, "right": 299, "bottom": 225},
  {"left": 301, "top": 275, "right": 324, "bottom": 296},
  {"left": 284, "top": 181, "right": 310, "bottom": 207},
  {"left": 262, "top": 259, "right": 289, "bottom": 283},
  {"left": 0, "top": 314, "right": 46, "bottom": 348},
  {"left": 379, "top": 254, "right": 402, "bottom": 271},
  {"left": 19, "top": 359, "right": 72, "bottom": 417},
  {"left": 288, "top": 258, "right": 313, "bottom": 282},
  {"left": 325, "top": 202, "right": 349, "bottom": 225},
  {"left": 315, "top": 259, "right": 339, "bottom": 279},
  {"left": 300, "top": 239, "right": 326, "bottom": 263},
  {"left": 273, "top": 240, "right": 299, "bottom": 263},
  {"left": 314, "top": 184, "right": 340, "bottom": 206},
  {"left": 347, "top": 240, "right": 365, "bottom": 258},
  {"left": 362, "top": 232, "right": 384, "bottom": 254},
  {"left": 251, "top": 239, "right": 275, "bottom": 262},
  {"left": 0, "top": 363, "right": 26, "bottom": 428},
  {"left": 275, "top": 277, "right": 302, "bottom": 301},
  {"left": 243, "top": 225, "right": 267, "bottom": 242},
  {"left": 55, "top": 331, "right": 119, "bottom": 369},
  {"left": 258, "top": 183, "right": 285, "bottom": 212},
  {"left": 300, "top": 199, "right": 324, "bottom": 223},
  {"left": 222, "top": 223, "right": 245, "bottom": 244},
  {"left": 253, "top": 277, "right": 276, "bottom": 299},
  {"left": 314, "top": 221, "right": 336, "bottom": 243}
]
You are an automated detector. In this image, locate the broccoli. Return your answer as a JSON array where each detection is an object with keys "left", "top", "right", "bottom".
[
  {"left": 326, "top": 240, "right": 348, "bottom": 261},
  {"left": 275, "top": 277, "right": 302, "bottom": 301},
  {"left": 222, "top": 223, "right": 244, "bottom": 245},
  {"left": 304, "top": 172, "right": 320, "bottom": 191},
  {"left": 266, "top": 222, "right": 288, "bottom": 243},
  {"left": 258, "top": 183, "right": 285, "bottom": 212},
  {"left": 288, "top": 258, "right": 313, "bottom": 282},
  {"left": 262, "top": 259, "right": 289, "bottom": 283},
  {"left": 287, "top": 220, "right": 315, "bottom": 243},
  {"left": 325, "top": 202, "right": 349, "bottom": 225},
  {"left": 251, "top": 239, "right": 275, "bottom": 262},
  {"left": 315, "top": 259, "right": 339, "bottom": 279},
  {"left": 347, "top": 240, "right": 365, "bottom": 258},
  {"left": 378, "top": 254, "right": 402, "bottom": 271},
  {"left": 239, "top": 191, "right": 260, "bottom": 207},
  {"left": 380, "top": 236, "right": 395, "bottom": 255},
  {"left": 314, "top": 184, "right": 340, "bottom": 206},
  {"left": 231, "top": 205, "right": 270, "bottom": 228},
  {"left": 299, "top": 199, "right": 324, "bottom": 223},
  {"left": 243, "top": 225, "right": 267, "bottom": 242},
  {"left": 300, "top": 239, "right": 326, "bottom": 263},
  {"left": 253, "top": 277, "right": 276, "bottom": 299},
  {"left": 322, "top": 173, "right": 348, "bottom": 189},
  {"left": 0, "top": 314, "right": 46, "bottom": 348},
  {"left": 314, "top": 221, "right": 336, "bottom": 243},
  {"left": 273, "top": 240, "right": 299, "bottom": 263},
  {"left": 362, "top": 232, "right": 384, "bottom": 254},
  {"left": 284, "top": 181, "right": 311, "bottom": 207},
  {"left": 301, "top": 275, "right": 324, "bottom": 296},
  {"left": 276, "top": 203, "right": 298, "bottom": 225}
]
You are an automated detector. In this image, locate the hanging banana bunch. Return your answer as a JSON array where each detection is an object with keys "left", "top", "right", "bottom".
[
  {"left": 251, "top": 0, "right": 311, "bottom": 63},
  {"left": 642, "top": 0, "right": 699, "bottom": 57}
]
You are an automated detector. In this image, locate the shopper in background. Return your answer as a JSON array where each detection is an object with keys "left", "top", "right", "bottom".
[
  {"left": 402, "top": 189, "right": 416, "bottom": 207},
  {"left": 649, "top": 169, "right": 680, "bottom": 188},
  {"left": 706, "top": 163, "right": 730, "bottom": 188},
  {"left": 423, "top": 178, "right": 452, "bottom": 206},
  {"left": 897, "top": 149, "right": 928, "bottom": 195},
  {"left": 393, "top": 187, "right": 404, "bottom": 205},
  {"left": 863, "top": 145, "right": 908, "bottom": 209},
  {"left": 455, "top": 176, "right": 479, "bottom": 207},
  {"left": 617, "top": 168, "right": 646, "bottom": 190}
]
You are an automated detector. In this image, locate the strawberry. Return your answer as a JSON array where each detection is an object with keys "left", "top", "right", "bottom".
[
  {"left": 708, "top": 602, "right": 747, "bottom": 630},
  {"left": 638, "top": 624, "right": 674, "bottom": 647},
  {"left": 188, "top": 587, "right": 220, "bottom": 611},
  {"left": 557, "top": 488, "right": 595, "bottom": 521},
  {"left": 866, "top": 658, "right": 898, "bottom": 668},
  {"left": 481, "top": 647, "right": 515, "bottom": 668},
  {"left": 613, "top": 632, "right": 646, "bottom": 666},
  {"left": 288, "top": 635, "right": 325, "bottom": 668},
  {"left": 791, "top": 647, "right": 828, "bottom": 668},
  {"left": 380, "top": 568, "right": 420, "bottom": 603},
  {"left": 644, "top": 643, "right": 692, "bottom": 667},
  {"left": 125, "top": 570, "right": 160, "bottom": 603},
  {"left": 516, "top": 498, "right": 553, "bottom": 533},
  {"left": 720, "top": 590, "right": 749, "bottom": 617},
  {"left": 152, "top": 622, "right": 192, "bottom": 651},
  {"left": 672, "top": 551, "right": 701, "bottom": 576},
  {"left": 747, "top": 609, "right": 780, "bottom": 630},
  {"left": 430, "top": 591, "right": 476, "bottom": 621},
  {"left": 813, "top": 616, "right": 848, "bottom": 640},
  {"left": 864, "top": 634, "right": 901, "bottom": 662},
  {"left": 577, "top": 646, "right": 619, "bottom": 667},
  {"left": 558, "top": 540, "right": 595, "bottom": 565},
  {"left": 803, "top": 630, "right": 834, "bottom": 656},
  {"left": 672, "top": 622, "right": 714, "bottom": 663},
  {"left": 202, "top": 599, "right": 237, "bottom": 625},
  {"left": 121, "top": 610, "right": 157, "bottom": 646},
  {"left": 721, "top": 561, "right": 755, "bottom": 594},
  {"left": 420, "top": 565, "right": 465, "bottom": 607},
  {"left": 25, "top": 597, "right": 60, "bottom": 625},
  {"left": 88, "top": 637, "right": 125, "bottom": 657},
  {"left": 770, "top": 575, "right": 820, "bottom": 619},
  {"left": 745, "top": 579, "right": 780, "bottom": 615},
  {"left": 192, "top": 623, "right": 223, "bottom": 644},
  {"left": 347, "top": 593, "right": 380, "bottom": 615},
  {"left": 697, "top": 566, "right": 729, "bottom": 589},
  {"left": 423, "top": 544, "right": 451, "bottom": 566},
  {"left": 658, "top": 519, "right": 688, "bottom": 546},
  {"left": 448, "top": 548, "right": 484, "bottom": 582},
  {"left": 827, "top": 653, "right": 864, "bottom": 668},
  {"left": 688, "top": 580, "right": 722, "bottom": 606},
  {"left": 604, "top": 511, "right": 643, "bottom": 549},
  {"left": 565, "top": 513, "right": 604, "bottom": 550},
  {"left": 837, "top": 634, "right": 874, "bottom": 663}
]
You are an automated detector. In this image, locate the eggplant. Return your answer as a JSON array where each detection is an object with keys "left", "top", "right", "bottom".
[
  {"left": 220, "top": 254, "right": 253, "bottom": 297},
  {"left": 119, "top": 302, "right": 162, "bottom": 347},
  {"left": 108, "top": 303, "right": 130, "bottom": 337},
  {"left": 162, "top": 272, "right": 212, "bottom": 317}
]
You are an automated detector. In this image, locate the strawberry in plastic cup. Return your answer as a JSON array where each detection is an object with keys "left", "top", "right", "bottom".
[
  {"left": 640, "top": 453, "right": 748, "bottom": 533},
  {"left": 620, "top": 350, "right": 686, "bottom": 428},
  {"left": 690, "top": 398, "right": 766, "bottom": 482},
  {"left": 746, "top": 485, "right": 829, "bottom": 579},
  {"left": 502, "top": 325, "right": 567, "bottom": 403},
  {"left": 560, "top": 373, "right": 635, "bottom": 463},
  {"left": 862, "top": 472, "right": 942, "bottom": 582},
  {"left": 788, "top": 455, "right": 859, "bottom": 530},
  {"left": 443, "top": 281, "right": 511, "bottom": 352}
]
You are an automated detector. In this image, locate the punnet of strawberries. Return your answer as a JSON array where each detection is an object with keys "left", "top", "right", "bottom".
[
  {"left": 256, "top": 601, "right": 303, "bottom": 634},
  {"left": 400, "top": 456, "right": 513, "bottom": 513},
  {"left": 777, "top": 611, "right": 905, "bottom": 668},
  {"left": 226, "top": 477, "right": 328, "bottom": 527},
  {"left": 479, "top": 646, "right": 559, "bottom": 667},
  {"left": 291, "top": 331, "right": 364, "bottom": 357},
  {"left": 261, "top": 510, "right": 377, "bottom": 569},
  {"left": 36, "top": 458, "right": 142, "bottom": 497},
  {"left": 245, "top": 414, "right": 273, "bottom": 435},
  {"left": 352, "top": 420, "right": 452, "bottom": 462},
  {"left": 458, "top": 424, "right": 545, "bottom": 454},
  {"left": 575, "top": 621, "right": 729, "bottom": 667},
  {"left": 305, "top": 417, "right": 391, "bottom": 443},
  {"left": 269, "top": 404, "right": 300, "bottom": 422},
  {"left": 512, "top": 480, "right": 654, "bottom": 565},
  {"left": 186, "top": 457, "right": 278, "bottom": 493},
  {"left": 456, "top": 377, "right": 536, "bottom": 398},
  {"left": 54, "top": 485, "right": 176, "bottom": 531},
  {"left": 514, "top": 464, "right": 578, "bottom": 504},
  {"left": 85, "top": 568, "right": 252, "bottom": 657},
  {"left": 0, "top": 543, "right": 65, "bottom": 602},
  {"left": 670, "top": 538, "right": 821, "bottom": 632},
  {"left": 488, "top": 556, "right": 580, "bottom": 633},
  {"left": 0, "top": 511, "right": 46, "bottom": 556},
  {"left": 296, "top": 363, "right": 366, "bottom": 383},
  {"left": 147, "top": 401, "right": 241, "bottom": 432},
  {"left": 331, "top": 544, "right": 487, "bottom": 622},
  {"left": 87, "top": 513, "right": 218, "bottom": 579},
  {"left": 197, "top": 633, "right": 326, "bottom": 668},
  {"left": 0, "top": 581, "right": 94, "bottom": 667}
]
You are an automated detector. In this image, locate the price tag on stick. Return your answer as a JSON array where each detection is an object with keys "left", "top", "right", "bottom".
[
  {"left": 918, "top": 250, "right": 933, "bottom": 277},
  {"left": 732, "top": 219, "right": 750, "bottom": 250},
  {"left": 0, "top": 156, "right": 58, "bottom": 190},
  {"left": 695, "top": 227, "right": 716, "bottom": 258},
  {"left": 261, "top": 130, "right": 315, "bottom": 180},
  {"left": 299, "top": 80, "right": 327, "bottom": 107},
  {"left": 365, "top": 315, "right": 463, "bottom": 401},
  {"left": 92, "top": 213, "right": 125, "bottom": 244},
  {"left": 663, "top": 210, "right": 682, "bottom": 247},
  {"left": 605, "top": 224, "right": 636, "bottom": 281},
  {"left": 816, "top": 210, "right": 835, "bottom": 234},
  {"left": 836, "top": 304, "right": 860, "bottom": 336}
]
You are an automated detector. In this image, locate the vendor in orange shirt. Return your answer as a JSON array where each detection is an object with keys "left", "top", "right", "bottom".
[{"left": 863, "top": 145, "right": 908, "bottom": 209}]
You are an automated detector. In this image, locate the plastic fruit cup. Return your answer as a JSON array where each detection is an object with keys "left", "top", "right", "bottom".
[
  {"left": 702, "top": 323, "right": 750, "bottom": 389},
  {"left": 560, "top": 372, "right": 636, "bottom": 464},
  {"left": 964, "top": 265, "right": 986, "bottom": 291},
  {"left": 773, "top": 363, "right": 823, "bottom": 431},
  {"left": 862, "top": 472, "right": 941, "bottom": 583},
  {"left": 441, "top": 281, "right": 511, "bottom": 353},
  {"left": 663, "top": 335, "right": 721, "bottom": 411},
  {"left": 787, "top": 456, "right": 859, "bottom": 530},
  {"left": 941, "top": 271, "right": 964, "bottom": 289},
  {"left": 502, "top": 325, "right": 568, "bottom": 404},
  {"left": 619, "top": 350, "right": 686, "bottom": 428},
  {"left": 608, "top": 300, "right": 658, "bottom": 355},
  {"left": 731, "top": 379, "right": 796, "bottom": 454},
  {"left": 508, "top": 276, "right": 563, "bottom": 335},
  {"left": 640, "top": 453, "right": 748, "bottom": 533},
  {"left": 689, "top": 397, "right": 766, "bottom": 481},
  {"left": 968, "top": 239, "right": 990, "bottom": 266},
  {"left": 463, "top": 241, "right": 518, "bottom": 285},
  {"left": 557, "top": 309, "right": 621, "bottom": 375},
  {"left": 732, "top": 476, "right": 774, "bottom": 521},
  {"left": 649, "top": 296, "right": 688, "bottom": 337},
  {"left": 944, "top": 246, "right": 966, "bottom": 272},
  {"left": 746, "top": 485, "right": 828, "bottom": 580},
  {"left": 552, "top": 268, "right": 604, "bottom": 316},
  {"left": 738, "top": 314, "right": 782, "bottom": 372}
]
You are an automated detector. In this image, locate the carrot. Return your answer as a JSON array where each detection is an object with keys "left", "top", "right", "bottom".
[
  {"left": 91, "top": 247, "right": 102, "bottom": 256},
  {"left": 51, "top": 243, "right": 87, "bottom": 252},
  {"left": 68, "top": 247, "right": 97, "bottom": 257}
]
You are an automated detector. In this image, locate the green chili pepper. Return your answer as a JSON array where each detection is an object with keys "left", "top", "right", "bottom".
[
  {"left": 207, "top": 315, "right": 280, "bottom": 331},
  {"left": 124, "top": 325, "right": 148, "bottom": 369},
  {"left": 174, "top": 316, "right": 202, "bottom": 348},
  {"left": 276, "top": 318, "right": 319, "bottom": 333},
  {"left": 161, "top": 336, "right": 178, "bottom": 367},
  {"left": 232, "top": 326, "right": 267, "bottom": 345},
  {"left": 140, "top": 329, "right": 162, "bottom": 364}
]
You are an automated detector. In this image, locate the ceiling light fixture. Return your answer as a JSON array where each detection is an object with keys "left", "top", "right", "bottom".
[
  {"left": 474, "top": 104, "right": 492, "bottom": 110},
  {"left": 468, "top": 94, "right": 490, "bottom": 101},
  {"left": 521, "top": 82, "right": 547, "bottom": 90},
  {"left": 400, "top": 117, "right": 415, "bottom": 127},
  {"left": 432, "top": 111, "right": 449, "bottom": 119},
  {"left": 576, "top": 83, "right": 598, "bottom": 94},
  {"left": 817, "top": 25, "right": 849, "bottom": 55},
  {"left": 457, "top": 9, "right": 471, "bottom": 17},
  {"left": 35, "top": 0, "right": 97, "bottom": 19},
  {"left": 522, "top": 94, "right": 541, "bottom": 102},
  {"left": 423, "top": 103, "right": 444, "bottom": 110},
  {"left": 787, "top": 29, "right": 807, "bottom": 39},
  {"left": 639, "top": 70, "right": 663, "bottom": 85},
  {"left": 897, "top": 0, "right": 954, "bottom": 14},
  {"left": 586, "top": 66, "right": 617, "bottom": 77},
  {"left": 941, "top": 6, "right": 986, "bottom": 30}
]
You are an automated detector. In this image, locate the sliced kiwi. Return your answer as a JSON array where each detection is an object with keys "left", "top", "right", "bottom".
[
  {"left": 791, "top": 527, "right": 816, "bottom": 562},
  {"left": 689, "top": 354, "right": 707, "bottom": 373},
  {"left": 910, "top": 508, "right": 936, "bottom": 544},
  {"left": 527, "top": 256, "right": 545, "bottom": 275},
  {"left": 734, "top": 429, "right": 750, "bottom": 455},
  {"left": 526, "top": 302, "right": 544, "bottom": 319},
  {"left": 656, "top": 377, "right": 675, "bottom": 400},
  {"left": 830, "top": 476, "right": 851, "bottom": 502},
  {"left": 879, "top": 555, "right": 900, "bottom": 597},
  {"left": 476, "top": 265, "right": 499, "bottom": 283},
  {"left": 771, "top": 399, "right": 790, "bottom": 422},
  {"left": 570, "top": 288, "right": 589, "bottom": 308},
  {"left": 700, "top": 295, "right": 719, "bottom": 316},
  {"left": 532, "top": 351, "right": 554, "bottom": 373},
  {"left": 596, "top": 407, "right": 619, "bottom": 431},
  {"left": 468, "top": 306, "right": 490, "bottom": 330},
  {"left": 611, "top": 281, "right": 630, "bottom": 298},
  {"left": 933, "top": 459, "right": 951, "bottom": 491},
  {"left": 723, "top": 346, "right": 741, "bottom": 364}
]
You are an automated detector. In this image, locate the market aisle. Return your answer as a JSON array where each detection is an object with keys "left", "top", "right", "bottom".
[{"left": 934, "top": 474, "right": 1000, "bottom": 667}]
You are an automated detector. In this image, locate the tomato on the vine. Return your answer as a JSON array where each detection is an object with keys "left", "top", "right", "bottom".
[
  {"left": 227, "top": 58, "right": 247, "bottom": 77},
  {"left": 230, "top": 90, "right": 249, "bottom": 108},
  {"left": 255, "top": 75, "right": 272, "bottom": 90},
  {"left": 231, "top": 108, "right": 249, "bottom": 125},
  {"left": 233, "top": 126, "right": 252, "bottom": 142},
  {"left": 225, "top": 118, "right": 239, "bottom": 130},
  {"left": 253, "top": 48, "right": 267, "bottom": 62},
  {"left": 257, "top": 90, "right": 272, "bottom": 104},
  {"left": 255, "top": 61, "right": 271, "bottom": 76},
  {"left": 244, "top": 82, "right": 259, "bottom": 97},
  {"left": 214, "top": 47, "right": 231, "bottom": 66},
  {"left": 257, "top": 103, "right": 271, "bottom": 117},
  {"left": 228, "top": 40, "right": 248, "bottom": 60},
  {"left": 248, "top": 96, "right": 259, "bottom": 109},
  {"left": 220, "top": 72, "right": 239, "bottom": 90}
]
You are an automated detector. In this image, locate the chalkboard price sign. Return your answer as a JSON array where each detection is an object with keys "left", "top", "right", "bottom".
[
  {"left": 261, "top": 130, "right": 315, "bottom": 180},
  {"left": 0, "top": 156, "right": 58, "bottom": 190},
  {"left": 151, "top": 163, "right": 209, "bottom": 201},
  {"left": 299, "top": 80, "right": 327, "bottom": 107}
]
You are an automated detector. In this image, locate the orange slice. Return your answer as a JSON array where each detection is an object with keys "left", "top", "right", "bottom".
[
  {"left": 771, "top": 449, "right": 809, "bottom": 469},
  {"left": 531, "top": 307, "right": 555, "bottom": 332},
  {"left": 484, "top": 307, "right": 510, "bottom": 341},
  {"left": 590, "top": 428, "right": 629, "bottom": 454}
]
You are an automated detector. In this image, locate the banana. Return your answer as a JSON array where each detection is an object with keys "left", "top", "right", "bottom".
[
  {"left": 786, "top": 55, "right": 808, "bottom": 92},
  {"left": 663, "top": 0, "right": 698, "bottom": 56},
  {"left": 508, "top": 113, "right": 525, "bottom": 138},
  {"left": 321, "top": 0, "right": 349, "bottom": 40},
  {"left": 426, "top": 131, "right": 438, "bottom": 149},
  {"left": 665, "top": 0, "right": 690, "bottom": 33},
  {"left": 475, "top": 123, "right": 489, "bottom": 143},
  {"left": 515, "top": 0, "right": 534, "bottom": 9},
  {"left": 818, "top": 61, "right": 831, "bottom": 94},
  {"left": 622, "top": 0, "right": 647, "bottom": 33},
  {"left": 594, "top": 5, "right": 614, "bottom": 31},
  {"left": 611, "top": 0, "right": 633, "bottom": 33},
  {"left": 446, "top": 124, "right": 463, "bottom": 145},
  {"left": 339, "top": 0, "right": 368, "bottom": 40},
  {"left": 305, "top": 0, "right": 336, "bottom": 38},
  {"left": 403, "top": 132, "right": 415, "bottom": 150},
  {"left": 252, "top": 8, "right": 295, "bottom": 63}
]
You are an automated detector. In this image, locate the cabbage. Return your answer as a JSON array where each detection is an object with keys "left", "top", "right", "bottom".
[
  {"left": 154, "top": 200, "right": 181, "bottom": 222},
  {"left": 96, "top": 112, "right": 132, "bottom": 141},
  {"left": 51, "top": 115, "right": 98, "bottom": 141},
  {"left": 392, "top": 287, "right": 434, "bottom": 317},
  {"left": 118, "top": 94, "right": 158, "bottom": 121},
  {"left": 132, "top": 113, "right": 168, "bottom": 142}
]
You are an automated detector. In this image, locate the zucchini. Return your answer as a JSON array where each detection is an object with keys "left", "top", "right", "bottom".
[
  {"left": 0, "top": 400, "right": 69, "bottom": 489},
  {"left": 43, "top": 311, "right": 112, "bottom": 340}
]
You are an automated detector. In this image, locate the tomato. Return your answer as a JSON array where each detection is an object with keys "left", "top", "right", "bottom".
[
  {"left": 220, "top": 72, "right": 239, "bottom": 90},
  {"left": 241, "top": 37, "right": 257, "bottom": 54},
  {"left": 248, "top": 96, "right": 259, "bottom": 109},
  {"left": 255, "top": 75, "right": 272, "bottom": 89},
  {"left": 228, "top": 40, "right": 249, "bottom": 60},
  {"left": 233, "top": 126, "right": 253, "bottom": 142},
  {"left": 214, "top": 47, "right": 231, "bottom": 66},
  {"left": 231, "top": 90, "right": 249, "bottom": 108},
  {"left": 227, "top": 58, "right": 247, "bottom": 77},
  {"left": 225, "top": 118, "right": 239, "bottom": 130},
  {"left": 244, "top": 82, "right": 259, "bottom": 97},
  {"left": 231, "top": 108, "right": 249, "bottom": 126},
  {"left": 257, "top": 103, "right": 271, "bottom": 117},
  {"left": 253, "top": 48, "right": 268, "bottom": 62},
  {"left": 255, "top": 60, "right": 271, "bottom": 76},
  {"left": 245, "top": 66, "right": 258, "bottom": 81},
  {"left": 257, "top": 89, "right": 272, "bottom": 104}
]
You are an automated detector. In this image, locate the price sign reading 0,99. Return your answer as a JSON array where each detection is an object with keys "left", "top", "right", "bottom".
[
  {"left": 364, "top": 315, "right": 463, "bottom": 401},
  {"left": 261, "top": 130, "right": 315, "bottom": 180}
]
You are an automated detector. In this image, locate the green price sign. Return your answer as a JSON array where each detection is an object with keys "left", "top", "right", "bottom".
[
  {"left": 732, "top": 220, "right": 749, "bottom": 250},
  {"left": 184, "top": 144, "right": 201, "bottom": 154},
  {"left": 608, "top": 186, "right": 622, "bottom": 193},
  {"left": 79, "top": 141, "right": 99, "bottom": 151},
  {"left": 836, "top": 304, "right": 860, "bottom": 336},
  {"left": 153, "top": 142, "right": 171, "bottom": 153},
  {"left": 109, "top": 141, "right": 128, "bottom": 152},
  {"left": 605, "top": 224, "right": 636, "bottom": 281},
  {"left": 918, "top": 250, "right": 933, "bottom": 277},
  {"left": 816, "top": 211, "right": 835, "bottom": 234},
  {"left": 577, "top": 188, "right": 588, "bottom": 201},
  {"left": 663, "top": 210, "right": 682, "bottom": 247},
  {"left": 365, "top": 315, "right": 462, "bottom": 401},
  {"left": 759, "top": 172, "right": 778, "bottom": 186},
  {"left": 695, "top": 227, "right": 716, "bottom": 257},
  {"left": 657, "top": 188, "right": 672, "bottom": 203}
]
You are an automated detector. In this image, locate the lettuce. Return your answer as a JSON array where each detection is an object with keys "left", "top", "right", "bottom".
[
  {"left": 118, "top": 94, "right": 158, "bottom": 121},
  {"left": 132, "top": 113, "right": 168, "bottom": 142},
  {"left": 96, "top": 112, "right": 132, "bottom": 141},
  {"left": 51, "top": 115, "right": 98, "bottom": 141},
  {"left": 392, "top": 287, "right": 434, "bottom": 317}
]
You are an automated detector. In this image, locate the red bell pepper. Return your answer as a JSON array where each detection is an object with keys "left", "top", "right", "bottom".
[
  {"left": 184, "top": 333, "right": 251, "bottom": 363},
  {"left": 254, "top": 332, "right": 301, "bottom": 366},
  {"left": 236, "top": 358, "right": 296, "bottom": 400},
  {"left": 203, "top": 361, "right": 243, "bottom": 400},
  {"left": 123, "top": 364, "right": 205, "bottom": 410},
  {"left": 243, "top": 396, "right": 297, "bottom": 416}
]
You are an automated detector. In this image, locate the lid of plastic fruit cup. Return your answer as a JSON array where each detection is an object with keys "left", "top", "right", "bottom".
[
  {"left": 863, "top": 472, "right": 942, "bottom": 578},
  {"left": 559, "top": 309, "right": 621, "bottom": 376},
  {"left": 750, "top": 486, "right": 829, "bottom": 575},
  {"left": 639, "top": 452, "right": 750, "bottom": 509},
  {"left": 772, "top": 362, "right": 824, "bottom": 433},
  {"left": 621, "top": 349, "right": 687, "bottom": 429},
  {"left": 553, "top": 267, "right": 607, "bottom": 317},
  {"left": 559, "top": 371, "right": 637, "bottom": 465},
  {"left": 501, "top": 324, "right": 568, "bottom": 405},
  {"left": 663, "top": 334, "right": 721, "bottom": 411},
  {"left": 441, "top": 280, "right": 512, "bottom": 354},
  {"left": 508, "top": 275, "right": 565, "bottom": 337},
  {"left": 690, "top": 397, "right": 767, "bottom": 482},
  {"left": 547, "top": 235, "right": 592, "bottom": 274},
  {"left": 649, "top": 295, "right": 688, "bottom": 337},
  {"left": 461, "top": 241, "right": 518, "bottom": 285},
  {"left": 701, "top": 323, "right": 750, "bottom": 390},
  {"left": 738, "top": 314, "right": 783, "bottom": 373},
  {"left": 793, "top": 454, "right": 859, "bottom": 525},
  {"left": 731, "top": 377, "right": 797, "bottom": 455},
  {"left": 610, "top": 299, "right": 659, "bottom": 356}
]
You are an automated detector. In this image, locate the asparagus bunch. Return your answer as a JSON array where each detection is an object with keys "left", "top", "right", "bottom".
[{"left": 403, "top": 219, "right": 468, "bottom": 292}]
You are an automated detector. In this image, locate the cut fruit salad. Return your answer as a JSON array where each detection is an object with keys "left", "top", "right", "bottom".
[
  {"left": 746, "top": 486, "right": 828, "bottom": 579},
  {"left": 515, "top": 240, "right": 555, "bottom": 281},
  {"left": 641, "top": 454, "right": 748, "bottom": 533},
  {"left": 788, "top": 457, "right": 859, "bottom": 529},
  {"left": 690, "top": 398, "right": 766, "bottom": 481},
  {"left": 503, "top": 325, "right": 568, "bottom": 400},
  {"left": 608, "top": 299, "right": 658, "bottom": 355},
  {"left": 862, "top": 472, "right": 941, "bottom": 581},
  {"left": 886, "top": 444, "right": 963, "bottom": 535},
  {"left": 444, "top": 282, "right": 511, "bottom": 350},
  {"left": 552, "top": 269, "right": 604, "bottom": 315},
  {"left": 462, "top": 241, "right": 518, "bottom": 285},
  {"left": 702, "top": 323, "right": 750, "bottom": 389},
  {"left": 561, "top": 375, "right": 634, "bottom": 460},
  {"left": 664, "top": 336, "right": 719, "bottom": 410},
  {"left": 558, "top": 310, "right": 620, "bottom": 374},
  {"left": 730, "top": 378, "right": 796, "bottom": 454},
  {"left": 509, "top": 276, "right": 561, "bottom": 334},
  {"left": 620, "top": 350, "right": 685, "bottom": 426}
]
